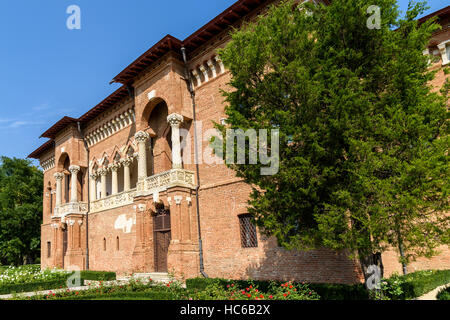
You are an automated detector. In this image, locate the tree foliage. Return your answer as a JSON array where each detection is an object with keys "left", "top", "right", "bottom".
[
  {"left": 217, "top": 0, "right": 449, "bottom": 285},
  {"left": 0, "top": 157, "right": 43, "bottom": 265}
]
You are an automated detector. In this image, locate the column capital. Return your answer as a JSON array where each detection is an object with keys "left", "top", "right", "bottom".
[
  {"left": 109, "top": 163, "right": 121, "bottom": 172},
  {"left": 68, "top": 165, "right": 81, "bottom": 174},
  {"left": 120, "top": 157, "right": 133, "bottom": 167},
  {"left": 167, "top": 113, "right": 184, "bottom": 127},
  {"left": 135, "top": 131, "right": 150, "bottom": 143},
  {"left": 98, "top": 168, "right": 108, "bottom": 176},
  {"left": 54, "top": 172, "right": 64, "bottom": 181},
  {"left": 90, "top": 173, "right": 98, "bottom": 180}
]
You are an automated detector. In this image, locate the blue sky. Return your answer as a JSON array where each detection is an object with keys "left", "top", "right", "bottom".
[{"left": 0, "top": 0, "right": 446, "bottom": 165}]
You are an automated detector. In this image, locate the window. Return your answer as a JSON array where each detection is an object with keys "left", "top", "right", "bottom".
[
  {"left": 116, "top": 237, "right": 120, "bottom": 251},
  {"left": 47, "top": 242, "right": 51, "bottom": 258},
  {"left": 103, "top": 238, "right": 106, "bottom": 251},
  {"left": 239, "top": 214, "right": 258, "bottom": 248}
]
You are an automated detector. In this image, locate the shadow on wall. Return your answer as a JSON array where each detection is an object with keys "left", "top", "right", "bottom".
[{"left": 243, "top": 237, "right": 364, "bottom": 285}]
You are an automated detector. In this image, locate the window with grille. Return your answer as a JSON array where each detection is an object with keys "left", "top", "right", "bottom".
[{"left": 239, "top": 214, "right": 258, "bottom": 248}]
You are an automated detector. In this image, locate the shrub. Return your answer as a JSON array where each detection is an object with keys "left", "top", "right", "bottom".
[
  {"left": 436, "top": 287, "right": 450, "bottom": 301},
  {"left": 383, "top": 270, "right": 450, "bottom": 300},
  {"left": 186, "top": 278, "right": 319, "bottom": 300},
  {"left": 80, "top": 271, "right": 116, "bottom": 281},
  {"left": 0, "top": 268, "right": 116, "bottom": 295},
  {"left": 186, "top": 278, "right": 366, "bottom": 300}
]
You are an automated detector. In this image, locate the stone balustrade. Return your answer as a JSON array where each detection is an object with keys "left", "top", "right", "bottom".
[
  {"left": 54, "top": 202, "right": 88, "bottom": 217},
  {"left": 137, "top": 169, "right": 196, "bottom": 196},
  {"left": 91, "top": 188, "right": 137, "bottom": 213}
]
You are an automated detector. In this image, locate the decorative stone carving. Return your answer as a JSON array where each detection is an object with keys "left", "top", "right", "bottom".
[
  {"left": 54, "top": 202, "right": 88, "bottom": 216},
  {"left": 167, "top": 113, "right": 183, "bottom": 127},
  {"left": 54, "top": 172, "right": 64, "bottom": 181},
  {"left": 174, "top": 196, "right": 182, "bottom": 205},
  {"left": 85, "top": 108, "right": 135, "bottom": 147},
  {"left": 437, "top": 41, "right": 449, "bottom": 66},
  {"left": 134, "top": 131, "right": 150, "bottom": 143},
  {"left": 68, "top": 165, "right": 80, "bottom": 174},
  {"left": 91, "top": 189, "right": 137, "bottom": 213}
]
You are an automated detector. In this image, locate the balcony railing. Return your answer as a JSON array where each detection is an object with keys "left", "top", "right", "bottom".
[
  {"left": 90, "top": 169, "right": 196, "bottom": 213},
  {"left": 53, "top": 202, "right": 88, "bottom": 217},
  {"left": 137, "top": 169, "right": 196, "bottom": 195},
  {"left": 91, "top": 188, "right": 137, "bottom": 213}
]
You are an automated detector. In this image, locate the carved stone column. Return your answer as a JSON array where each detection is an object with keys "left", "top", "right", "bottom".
[
  {"left": 68, "top": 165, "right": 80, "bottom": 203},
  {"left": 121, "top": 158, "right": 133, "bottom": 191},
  {"left": 135, "top": 131, "right": 150, "bottom": 181},
  {"left": 110, "top": 163, "right": 120, "bottom": 195},
  {"left": 98, "top": 168, "right": 108, "bottom": 198},
  {"left": 54, "top": 172, "right": 64, "bottom": 207},
  {"left": 90, "top": 173, "right": 98, "bottom": 201},
  {"left": 167, "top": 113, "right": 184, "bottom": 169}
]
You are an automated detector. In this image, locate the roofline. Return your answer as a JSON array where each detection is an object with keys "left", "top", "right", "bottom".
[
  {"left": 28, "top": 139, "right": 55, "bottom": 159},
  {"left": 418, "top": 5, "right": 450, "bottom": 24},
  {"left": 32, "top": 1, "right": 449, "bottom": 157},
  {"left": 112, "top": 0, "right": 271, "bottom": 85}
]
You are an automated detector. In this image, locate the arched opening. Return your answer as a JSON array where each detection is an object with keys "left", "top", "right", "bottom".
[
  {"left": 113, "top": 152, "right": 124, "bottom": 193},
  {"left": 47, "top": 182, "right": 53, "bottom": 216},
  {"left": 103, "top": 238, "right": 107, "bottom": 251},
  {"left": 59, "top": 153, "right": 71, "bottom": 204},
  {"left": 148, "top": 101, "right": 172, "bottom": 174},
  {"left": 116, "top": 236, "right": 120, "bottom": 251},
  {"left": 102, "top": 157, "right": 112, "bottom": 197},
  {"left": 126, "top": 146, "right": 138, "bottom": 189}
]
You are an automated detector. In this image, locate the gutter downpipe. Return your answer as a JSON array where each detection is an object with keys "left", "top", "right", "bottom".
[
  {"left": 77, "top": 121, "right": 90, "bottom": 271},
  {"left": 181, "top": 46, "right": 208, "bottom": 278}
]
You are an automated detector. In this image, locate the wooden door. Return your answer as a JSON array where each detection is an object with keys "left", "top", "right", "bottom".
[
  {"left": 62, "top": 228, "right": 68, "bottom": 268},
  {"left": 154, "top": 208, "right": 171, "bottom": 272}
]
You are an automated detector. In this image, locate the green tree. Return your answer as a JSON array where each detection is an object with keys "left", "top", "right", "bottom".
[
  {"left": 217, "top": 0, "right": 449, "bottom": 291},
  {"left": 0, "top": 157, "right": 43, "bottom": 266}
]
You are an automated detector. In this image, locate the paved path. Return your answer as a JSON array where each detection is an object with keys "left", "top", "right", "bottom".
[
  {"left": 0, "top": 285, "right": 91, "bottom": 300},
  {"left": 0, "top": 276, "right": 177, "bottom": 300},
  {"left": 415, "top": 283, "right": 450, "bottom": 300}
]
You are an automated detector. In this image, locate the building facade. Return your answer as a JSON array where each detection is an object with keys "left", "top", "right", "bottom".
[{"left": 29, "top": 1, "right": 449, "bottom": 283}]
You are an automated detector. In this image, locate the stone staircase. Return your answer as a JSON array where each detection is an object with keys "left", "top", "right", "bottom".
[
  {"left": 131, "top": 272, "right": 172, "bottom": 284},
  {"left": 85, "top": 272, "right": 177, "bottom": 288}
]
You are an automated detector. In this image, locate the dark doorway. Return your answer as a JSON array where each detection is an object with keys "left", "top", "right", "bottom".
[
  {"left": 153, "top": 207, "right": 171, "bottom": 272},
  {"left": 62, "top": 226, "right": 68, "bottom": 268}
]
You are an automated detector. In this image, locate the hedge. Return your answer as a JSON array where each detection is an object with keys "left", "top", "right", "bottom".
[
  {"left": 436, "top": 287, "right": 450, "bottom": 301},
  {"left": 185, "top": 278, "right": 368, "bottom": 300},
  {"left": 0, "top": 271, "right": 116, "bottom": 296},
  {"left": 385, "top": 269, "right": 450, "bottom": 300}
]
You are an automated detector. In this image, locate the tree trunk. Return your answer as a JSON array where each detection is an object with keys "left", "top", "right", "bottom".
[{"left": 359, "top": 251, "right": 384, "bottom": 299}]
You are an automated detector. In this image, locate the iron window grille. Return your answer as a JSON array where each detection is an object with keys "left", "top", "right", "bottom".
[{"left": 239, "top": 214, "right": 258, "bottom": 248}]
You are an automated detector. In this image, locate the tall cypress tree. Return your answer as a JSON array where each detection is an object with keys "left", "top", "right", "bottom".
[{"left": 217, "top": 0, "right": 449, "bottom": 291}]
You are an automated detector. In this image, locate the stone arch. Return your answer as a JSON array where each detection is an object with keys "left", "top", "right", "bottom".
[
  {"left": 148, "top": 100, "right": 172, "bottom": 174},
  {"left": 90, "top": 157, "right": 99, "bottom": 171},
  {"left": 57, "top": 153, "right": 71, "bottom": 203},
  {"left": 111, "top": 146, "right": 122, "bottom": 163},
  {"left": 141, "top": 97, "right": 165, "bottom": 126}
]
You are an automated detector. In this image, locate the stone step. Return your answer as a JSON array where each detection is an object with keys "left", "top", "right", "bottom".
[{"left": 133, "top": 273, "right": 171, "bottom": 282}]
